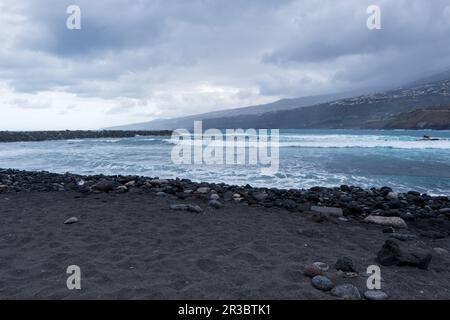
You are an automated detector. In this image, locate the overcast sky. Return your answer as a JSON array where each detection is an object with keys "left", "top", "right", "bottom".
[{"left": 1, "top": 0, "right": 450, "bottom": 130}]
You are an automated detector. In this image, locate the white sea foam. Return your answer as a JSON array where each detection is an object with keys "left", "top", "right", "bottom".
[
  {"left": 277, "top": 134, "right": 450, "bottom": 149},
  {"left": 168, "top": 134, "right": 450, "bottom": 149}
]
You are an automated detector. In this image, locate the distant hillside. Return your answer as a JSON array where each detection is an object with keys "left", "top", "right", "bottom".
[
  {"left": 201, "top": 78, "right": 450, "bottom": 129},
  {"left": 107, "top": 90, "right": 367, "bottom": 130},
  {"left": 108, "top": 70, "right": 450, "bottom": 131},
  {"left": 366, "top": 107, "right": 450, "bottom": 130}
]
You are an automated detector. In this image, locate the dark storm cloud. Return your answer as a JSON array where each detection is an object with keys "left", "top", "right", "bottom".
[
  {"left": 2, "top": 0, "right": 293, "bottom": 95},
  {"left": 262, "top": 0, "right": 450, "bottom": 88},
  {"left": 6, "top": 0, "right": 450, "bottom": 94},
  {"left": 1, "top": 0, "right": 450, "bottom": 130},
  {"left": 17, "top": 0, "right": 291, "bottom": 56}
]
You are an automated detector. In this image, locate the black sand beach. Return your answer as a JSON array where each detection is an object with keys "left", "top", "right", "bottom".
[{"left": 0, "top": 169, "right": 449, "bottom": 299}]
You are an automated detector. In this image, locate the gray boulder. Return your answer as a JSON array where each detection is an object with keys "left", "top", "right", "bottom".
[
  {"left": 335, "top": 257, "right": 355, "bottom": 272},
  {"left": 311, "top": 276, "right": 334, "bottom": 291},
  {"left": 364, "top": 290, "right": 388, "bottom": 300},
  {"left": 331, "top": 284, "right": 361, "bottom": 300},
  {"left": 311, "top": 206, "right": 343, "bottom": 217},
  {"left": 208, "top": 200, "right": 223, "bottom": 209},
  {"left": 252, "top": 191, "right": 268, "bottom": 202},
  {"left": 377, "top": 239, "right": 432, "bottom": 270},
  {"left": 92, "top": 180, "right": 116, "bottom": 192}
]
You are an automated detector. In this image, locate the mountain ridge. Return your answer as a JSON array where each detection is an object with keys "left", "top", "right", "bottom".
[
  {"left": 106, "top": 89, "right": 374, "bottom": 130},
  {"left": 108, "top": 71, "right": 450, "bottom": 130}
]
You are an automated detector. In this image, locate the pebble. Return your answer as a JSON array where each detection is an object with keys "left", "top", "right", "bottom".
[
  {"left": 188, "top": 205, "right": 203, "bottom": 213},
  {"left": 115, "top": 185, "right": 128, "bottom": 193},
  {"left": 64, "top": 217, "right": 78, "bottom": 225},
  {"left": 331, "top": 284, "right": 361, "bottom": 300},
  {"left": 304, "top": 265, "right": 323, "bottom": 278},
  {"left": 364, "top": 290, "right": 388, "bottom": 300},
  {"left": 92, "top": 180, "right": 115, "bottom": 192},
  {"left": 151, "top": 179, "right": 169, "bottom": 184},
  {"left": 208, "top": 200, "right": 223, "bottom": 209},
  {"left": 252, "top": 192, "right": 268, "bottom": 201},
  {"left": 223, "top": 191, "right": 233, "bottom": 201},
  {"left": 313, "top": 262, "right": 329, "bottom": 272},
  {"left": 210, "top": 194, "right": 220, "bottom": 201},
  {"left": 156, "top": 192, "right": 167, "bottom": 197},
  {"left": 303, "top": 262, "right": 330, "bottom": 278},
  {"left": 125, "top": 180, "right": 136, "bottom": 187},
  {"left": 335, "top": 257, "right": 355, "bottom": 272},
  {"left": 196, "top": 187, "right": 210, "bottom": 194},
  {"left": 386, "top": 192, "right": 398, "bottom": 200},
  {"left": 311, "top": 276, "right": 334, "bottom": 291},
  {"left": 364, "top": 216, "right": 407, "bottom": 229},
  {"left": 170, "top": 204, "right": 203, "bottom": 213},
  {"left": 311, "top": 206, "right": 343, "bottom": 217}
]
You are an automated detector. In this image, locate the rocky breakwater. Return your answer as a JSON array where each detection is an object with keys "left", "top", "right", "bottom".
[{"left": 0, "top": 130, "right": 172, "bottom": 143}]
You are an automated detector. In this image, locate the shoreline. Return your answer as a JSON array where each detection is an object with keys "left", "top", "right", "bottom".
[
  {"left": 0, "top": 168, "right": 449, "bottom": 299},
  {"left": 1, "top": 168, "right": 449, "bottom": 218}
]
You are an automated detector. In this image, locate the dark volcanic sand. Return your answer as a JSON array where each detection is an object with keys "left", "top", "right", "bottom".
[{"left": 0, "top": 191, "right": 449, "bottom": 300}]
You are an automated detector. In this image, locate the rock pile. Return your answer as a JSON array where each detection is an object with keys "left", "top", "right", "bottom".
[{"left": 1, "top": 169, "right": 448, "bottom": 224}]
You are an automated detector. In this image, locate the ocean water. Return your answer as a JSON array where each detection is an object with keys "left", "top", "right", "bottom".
[{"left": 0, "top": 129, "right": 449, "bottom": 195}]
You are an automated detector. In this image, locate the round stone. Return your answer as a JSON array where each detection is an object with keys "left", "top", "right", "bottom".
[
  {"left": 364, "top": 290, "right": 388, "bottom": 300},
  {"left": 304, "top": 265, "right": 323, "bottom": 278},
  {"left": 313, "top": 262, "right": 329, "bottom": 272},
  {"left": 196, "top": 187, "right": 210, "bottom": 194},
  {"left": 386, "top": 192, "right": 398, "bottom": 200},
  {"left": 331, "top": 284, "right": 361, "bottom": 300},
  {"left": 311, "top": 276, "right": 334, "bottom": 291},
  {"left": 210, "top": 194, "right": 220, "bottom": 201},
  {"left": 335, "top": 257, "right": 355, "bottom": 272},
  {"left": 208, "top": 200, "right": 223, "bottom": 209}
]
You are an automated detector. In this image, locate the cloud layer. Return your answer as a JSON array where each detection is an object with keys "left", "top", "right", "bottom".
[{"left": 1, "top": 0, "right": 450, "bottom": 130}]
